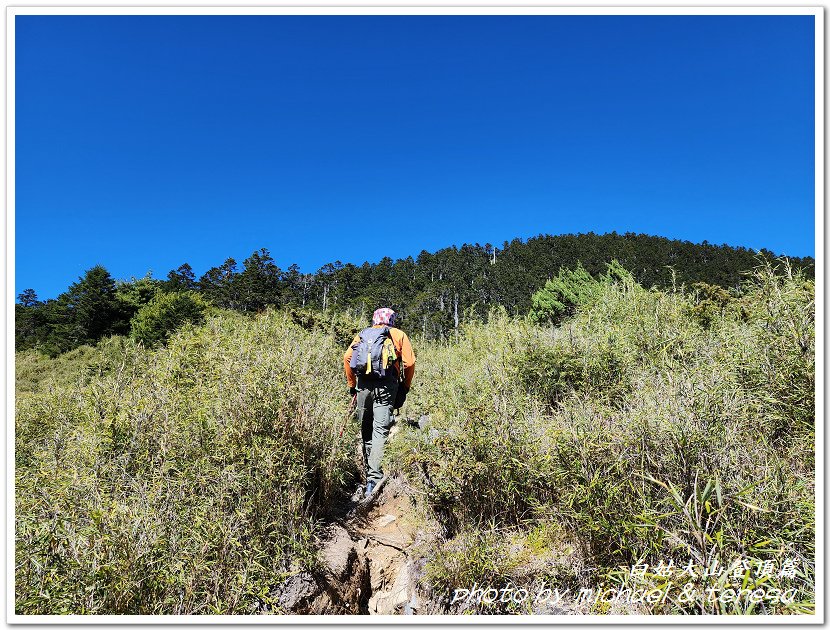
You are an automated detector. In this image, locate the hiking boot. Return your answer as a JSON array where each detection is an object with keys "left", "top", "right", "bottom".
[{"left": 365, "top": 481, "right": 376, "bottom": 497}]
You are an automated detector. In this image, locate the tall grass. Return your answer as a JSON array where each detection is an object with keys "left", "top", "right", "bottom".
[
  {"left": 15, "top": 261, "right": 814, "bottom": 615},
  {"left": 16, "top": 309, "right": 360, "bottom": 614},
  {"left": 391, "top": 261, "right": 814, "bottom": 614}
]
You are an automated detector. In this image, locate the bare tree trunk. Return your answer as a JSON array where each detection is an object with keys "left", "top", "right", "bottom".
[{"left": 453, "top": 293, "right": 459, "bottom": 329}]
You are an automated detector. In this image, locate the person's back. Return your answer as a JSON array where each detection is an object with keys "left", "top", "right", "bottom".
[{"left": 343, "top": 308, "right": 415, "bottom": 497}]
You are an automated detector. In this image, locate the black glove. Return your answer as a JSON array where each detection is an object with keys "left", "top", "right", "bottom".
[
  {"left": 393, "top": 385, "right": 409, "bottom": 410},
  {"left": 349, "top": 387, "right": 357, "bottom": 397}
]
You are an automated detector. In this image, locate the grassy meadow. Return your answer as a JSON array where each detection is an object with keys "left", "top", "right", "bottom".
[{"left": 15, "top": 261, "right": 815, "bottom": 615}]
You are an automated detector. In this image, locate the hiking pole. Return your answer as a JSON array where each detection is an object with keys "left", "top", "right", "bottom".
[{"left": 339, "top": 393, "right": 357, "bottom": 438}]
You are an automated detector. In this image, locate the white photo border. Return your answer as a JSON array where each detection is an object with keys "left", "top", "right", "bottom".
[{"left": 4, "top": 4, "right": 823, "bottom": 625}]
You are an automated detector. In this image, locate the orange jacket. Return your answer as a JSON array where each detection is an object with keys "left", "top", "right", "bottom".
[{"left": 344, "top": 326, "right": 416, "bottom": 390}]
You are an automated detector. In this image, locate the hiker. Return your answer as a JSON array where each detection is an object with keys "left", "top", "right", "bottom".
[{"left": 343, "top": 307, "right": 415, "bottom": 497}]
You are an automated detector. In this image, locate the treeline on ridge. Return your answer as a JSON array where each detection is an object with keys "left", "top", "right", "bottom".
[{"left": 16, "top": 231, "right": 814, "bottom": 356}]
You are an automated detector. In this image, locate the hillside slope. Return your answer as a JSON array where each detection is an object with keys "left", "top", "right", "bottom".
[{"left": 15, "top": 260, "right": 815, "bottom": 615}]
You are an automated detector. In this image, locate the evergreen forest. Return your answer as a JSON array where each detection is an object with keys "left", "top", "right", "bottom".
[{"left": 15, "top": 231, "right": 815, "bottom": 356}]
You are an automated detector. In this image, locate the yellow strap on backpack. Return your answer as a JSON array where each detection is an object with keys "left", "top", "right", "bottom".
[{"left": 382, "top": 337, "right": 397, "bottom": 370}]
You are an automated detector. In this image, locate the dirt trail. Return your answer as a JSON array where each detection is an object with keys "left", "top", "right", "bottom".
[
  {"left": 275, "top": 474, "right": 429, "bottom": 615},
  {"left": 369, "top": 481, "right": 424, "bottom": 612},
  {"left": 331, "top": 476, "right": 425, "bottom": 614}
]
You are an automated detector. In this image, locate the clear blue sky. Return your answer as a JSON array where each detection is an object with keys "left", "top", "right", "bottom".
[{"left": 15, "top": 15, "right": 815, "bottom": 300}]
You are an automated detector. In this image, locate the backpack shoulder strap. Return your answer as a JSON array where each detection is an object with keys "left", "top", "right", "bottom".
[{"left": 388, "top": 327, "right": 404, "bottom": 352}]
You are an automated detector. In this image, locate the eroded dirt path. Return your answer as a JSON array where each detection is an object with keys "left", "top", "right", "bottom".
[
  {"left": 276, "top": 475, "right": 429, "bottom": 615},
  {"left": 350, "top": 480, "right": 423, "bottom": 614}
]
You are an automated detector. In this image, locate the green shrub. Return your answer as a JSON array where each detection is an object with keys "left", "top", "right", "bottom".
[
  {"left": 688, "top": 281, "right": 735, "bottom": 328},
  {"left": 285, "top": 306, "right": 364, "bottom": 347},
  {"left": 516, "top": 345, "right": 628, "bottom": 407},
  {"left": 16, "top": 309, "right": 358, "bottom": 614},
  {"left": 423, "top": 520, "right": 579, "bottom": 614},
  {"left": 528, "top": 260, "right": 633, "bottom": 324},
  {"left": 392, "top": 262, "right": 814, "bottom": 614},
  {"left": 130, "top": 291, "right": 209, "bottom": 348},
  {"left": 529, "top": 262, "right": 598, "bottom": 324},
  {"left": 15, "top": 336, "right": 135, "bottom": 398}
]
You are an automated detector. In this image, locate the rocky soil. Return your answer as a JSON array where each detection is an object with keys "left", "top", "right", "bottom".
[{"left": 275, "top": 475, "right": 433, "bottom": 615}]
